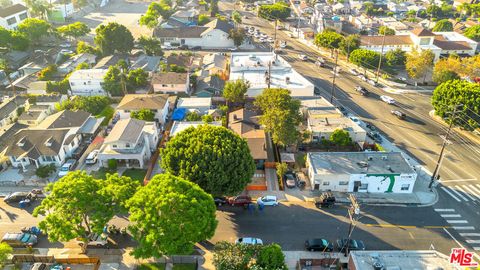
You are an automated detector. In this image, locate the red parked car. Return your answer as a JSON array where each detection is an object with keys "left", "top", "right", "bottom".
[{"left": 228, "top": 195, "right": 252, "bottom": 206}]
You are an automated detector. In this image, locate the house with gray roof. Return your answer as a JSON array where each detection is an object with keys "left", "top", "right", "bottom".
[
  {"left": 154, "top": 19, "right": 235, "bottom": 49},
  {"left": 0, "top": 4, "right": 28, "bottom": 30},
  {"left": 0, "top": 96, "right": 28, "bottom": 128},
  {"left": 97, "top": 118, "right": 159, "bottom": 168}
]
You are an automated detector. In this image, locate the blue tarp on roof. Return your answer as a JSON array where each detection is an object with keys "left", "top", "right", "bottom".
[{"left": 172, "top": 108, "right": 187, "bottom": 121}]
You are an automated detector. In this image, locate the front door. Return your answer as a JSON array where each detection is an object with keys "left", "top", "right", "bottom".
[{"left": 353, "top": 181, "right": 361, "bottom": 192}]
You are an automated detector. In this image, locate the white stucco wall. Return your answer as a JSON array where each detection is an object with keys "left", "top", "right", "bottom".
[{"left": 0, "top": 10, "right": 28, "bottom": 30}]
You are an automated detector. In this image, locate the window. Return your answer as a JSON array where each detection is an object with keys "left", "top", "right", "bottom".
[
  {"left": 401, "top": 184, "right": 410, "bottom": 191},
  {"left": 339, "top": 181, "right": 349, "bottom": 185},
  {"left": 112, "top": 144, "right": 117, "bottom": 148},
  {"left": 419, "top": 38, "right": 430, "bottom": 45},
  {"left": 44, "top": 156, "right": 54, "bottom": 162},
  {"left": 162, "top": 84, "right": 168, "bottom": 87},
  {"left": 359, "top": 183, "right": 368, "bottom": 190},
  {"left": 126, "top": 143, "right": 130, "bottom": 148},
  {"left": 7, "top": 17, "right": 16, "bottom": 25},
  {"left": 19, "top": 12, "right": 27, "bottom": 20},
  {"left": 323, "top": 181, "right": 330, "bottom": 186}
]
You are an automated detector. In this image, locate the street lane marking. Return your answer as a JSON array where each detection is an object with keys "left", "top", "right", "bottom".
[
  {"left": 440, "top": 187, "right": 461, "bottom": 202},
  {"left": 439, "top": 178, "right": 477, "bottom": 183},
  {"left": 365, "top": 224, "right": 449, "bottom": 229},
  {"left": 434, "top": 209, "right": 456, "bottom": 212},
  {"left": 455, "top": 186, "right": 477, "bottom": 201},
  {"left": 441, "top": 214, "right": 462, "bottom": 218},
  {"left": 466, "top": 240, "right": 480, "bottom": 244},
  {"left": 453, "top": 226, "right": 476, "bottom": 230},
  {"left": 408, "top": 232, "right": 414, "bottom": 239},
  {"left": 464, "top": 185, "right": 480, "bottom": 200},
  {"left": 460, "top": 233, "right": 480, "bottom": 237},
  {"left": 450, "top": 187, "right": 469, "bottom": 201},
  {"left": 447, "top": 220, "right": 469, "bottom": 224},
  {"left": 424, "top": 226, "right": 451, "bottom": 229}
]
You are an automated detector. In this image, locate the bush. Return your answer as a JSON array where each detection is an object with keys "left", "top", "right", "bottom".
[
  {"left": 38, "top": 65, "right": 58, "bottom": 81},
  {"left": 35, "top": 164, "right": 56, "bottom": 178},
  {"left": 56, "top": 96, "right": 112, "bottom": 115},
  {"left": 108, "top": 159, "right": 118, "bottom": 170}
]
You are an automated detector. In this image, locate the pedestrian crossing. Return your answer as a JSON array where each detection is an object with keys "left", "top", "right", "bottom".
[
  {"left": 434, "top": 208, "right": 480, "bottom": 251},
  {"left": 439, "top": 184, "right": 480, "bottom": 203}
]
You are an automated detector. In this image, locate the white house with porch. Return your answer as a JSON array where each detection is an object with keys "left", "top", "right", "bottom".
[{"left": 98, "top": 118, "right": 159, "bottom": 168}]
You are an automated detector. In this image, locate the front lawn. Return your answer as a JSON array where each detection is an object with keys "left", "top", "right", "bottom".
[
  {"left": 137, "top": 263, "right": 166, "bottom": 270},
  {"left": 90, "top": 168, "right": 115, "bottom": 180},
  {"left": 122, "top": 168, "right": 147, "bottom": 183},
  {"left": 173, "top": 264, "right": 196, "bottom": 270}
]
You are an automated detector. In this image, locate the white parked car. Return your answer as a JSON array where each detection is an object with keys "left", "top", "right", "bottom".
[
  {"left": 267, "top": 37, "right": 274, "bottom": 43},
  {"left": 367, "top": 79, "right": 377, "bottom": 86},
  {"left": 380, "top": 95, "right": 396, "bottom": 104},
  {"left": 58, "top": 159, "right": 77, "bottom": 177},
  {"left": 299, "top": 54, "right": 308, "bottom": 61},
  {"left": 76, "top": 233, "right": 108, "bottom": 248},
  {"left": 85, "top": 150, "right": 99, "bottom": 165},
  {"left": 236, "top": 237, "right": 263, "bottom": 245},
  {"left": 257, "top": 196, "right": 279, "bottom": 206},
  {"left": 349, "top": 69, "right": 359, "bottom": 76},
  {"left": 280, "top": 41, "right": 287, "bottom": 48}
]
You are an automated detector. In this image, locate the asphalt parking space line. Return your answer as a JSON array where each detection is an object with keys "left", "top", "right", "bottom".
[{"left": 364, "top": 224, "right": 448, "bottom": 229}]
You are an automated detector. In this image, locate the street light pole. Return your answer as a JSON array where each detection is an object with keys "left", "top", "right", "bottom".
[
  {"left": 428, "top": 105, "right": 462, "bottom": 189},
  {"left": 330, "top": 50, "right": 339, "bottom": 103},
  {"left": 375, "top": 33, "right": 386, "bottom": 83},
  {"left": 345, "top": 194, "right": 360, "bottom": 256}
]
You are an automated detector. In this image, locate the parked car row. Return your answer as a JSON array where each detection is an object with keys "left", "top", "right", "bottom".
[
  {"left": 218, "top": 195, "right": 280, "bottom": 207},
  {"left": 305, "top": 238, "right": 365, "bottom": 253}
]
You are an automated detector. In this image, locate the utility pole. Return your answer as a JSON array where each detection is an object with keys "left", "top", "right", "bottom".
[
  {"left": 428, "top": 104, "right": 462, "bottom": 189},
  {"left": 267, "top": 61, "right": 272, "bottom": 89},
  {"left": 345, "top": 194, "right": 360, "bottom": 256},
  {"left": 330, "top": 50, "right": 339, "bottom": 103},
  {"left": 272, "top": 19, "right": 278, "bottom": 53},
  {"left": 375, "top": 33, "right": 386, "bottom": 83}
]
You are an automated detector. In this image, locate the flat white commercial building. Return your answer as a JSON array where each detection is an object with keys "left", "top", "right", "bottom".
[
  {"left": 176, "top": 97, "right": 212, "bottom": 115},
  {"left": 306, "top": 152, "right": 417, "bottom": 193},
  {"left": 229, "top": 52, "right": 314, "bottom": 97},
  {"left": 68, "top": 69, "right": 108, "bottom": 96}
]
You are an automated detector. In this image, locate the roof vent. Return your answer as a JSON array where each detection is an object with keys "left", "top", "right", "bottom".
[
  {"left": 17, "top": 137, "right": 26, "bottom": 147},
  {"left": 372, "top": 262, "right": 384, "bottom": 270},
  {"left": 382, "top": 156, "right": 388, "bottom": 160}
]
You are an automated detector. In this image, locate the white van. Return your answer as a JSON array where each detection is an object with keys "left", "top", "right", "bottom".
[{"left": 85, "top": 150, "right": 99, "bottom": 165}]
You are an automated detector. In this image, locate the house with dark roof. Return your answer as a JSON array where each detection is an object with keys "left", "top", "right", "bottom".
[
  {"left": 3, "top": 109, "right": 104, "bottom": 170},
  {"left": 161, "top": 9, "right": 198, "bottom": 28},
  {"left": 117, "top": 94, "right": 170, "bottom": 125},
  {"left": 0, "top": 96, "right": 28, "bottom": 128},
  {"left": 154, "top": 19, "right": 235, "bottom": 49},
  {"left": 0, "top": 4, "right": 28, "bottom": 30},
  {"left": 195, "top": 75, "right": 225, "bottom": 97},
  {"left": 359, "top": 27, "right": 478, "bottom": 62},
  {"left": 97, "top": 118, "right": 159, "bottom": 168},
  {"left": 151, "top": 72, "right": 190, "bottom": 95}
]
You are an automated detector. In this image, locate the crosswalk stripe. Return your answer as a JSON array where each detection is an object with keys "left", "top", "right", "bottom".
[
  {"left": 440, "top": 187, "right": 461, "bottom": 202},
  {"left": 450, "top": 187, "right": 469, "bottom": 201},
  {"left": 466, "top": 240, "right": 480, "bottom": 244},
  {"left": 434, "top": 209, "right": 456, "bottom": 212},
  {"left": 460, "top": 233, "right": 480, "bottom": 237},
  {"left": 441, "top": 214, "right": 461, "bottom": 218},
  {"left": 468, "top": 185, "right": 480, "bottom": 198},
  {"left": 447, "top": 220, "right": 469, "bottom": 224},
  {"left": 453, "top": 226, "right": 476, "bottom": 230},
  {"left": 476, "top": 184, "right": 480, "bottom": 190},
  {"left": 455, "top": 186, "right": 477, "bottom": 201}
]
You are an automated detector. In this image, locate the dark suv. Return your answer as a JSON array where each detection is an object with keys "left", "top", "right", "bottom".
[
  {"left": 305, "top": 238, "right": 334, "bottom": 251},
  {"left": 355, "top": 86, "right": 368, "bottom": 96}
]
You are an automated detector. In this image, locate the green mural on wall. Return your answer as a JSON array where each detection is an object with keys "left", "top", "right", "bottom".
[{"left": 366, "top": 173, "right": 401, "bottom": 193}]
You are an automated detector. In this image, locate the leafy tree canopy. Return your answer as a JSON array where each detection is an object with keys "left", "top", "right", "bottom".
[
  {"left": 223, "top": 79, "right": 250, "bottom": 103},
  {"left": 57, "top": 22, "right": 90, "bottom": 39},
  {"left": 339, "top": 34, "right": 359, "bottom": 56},
  {"left": 185, "top": 111, "right": 202, "bottom": 121},
  {"left": 330, "top": 129, "right": 352, "bottom": 146},
  {"left": 94, "top": 22, "right": 134, "bottom": 55},
  {"left": 127, "top": 68, "right": 149, "bottom": 88},
  {"left": 432, "top": 19, "right": 453, "bottom": 31},
  {"left": 33, "top": 171, "right": 139, "bottom": 253},
  {"left": 17, "top": 18, "right": 51, "bottom": 43},
  {"left": 131, "top": 109, "right": 155, "bottom": 121},
  {"left": 256, "top": 244, "right": 287, "bottom": 270},
  {"left": 198, "top": 14, "right": 211, "bottom": 25},
  {"left": 379, "top": 26, "right": 395, "bottom": 35},
  {"left": 38, "top": 64, "right": 57, "bottom": 81},
  {"left": 229, "top": 28, "right": 246, "bottom": 47},
  {"left": 254, "top": 88, "right": 302, "bottom": 146},
  {"left": 348, "top": 49, "right": 380, "bottom": 70},
  {"left": 127, "top": 174, "right": 217, "bottom": 258},
  {"left": 406, "top": 49, "right": 434, "bottom": 81},
  {"left": 432, "top": 80, "right": 480, "bottom": 130},
  {"left": 161, "top": 125, "right": 255, "bottom": 196},
  {"left": 103, "top": 65, "right": 124, "bottom": 96},
  {"left": 213, "top": 242, "right": 287, "bottom": 270},
  {"left": 76, "top": 41, "right": 99, "bottom": 55},
  {"left": 314, "top": 30, "right": 344, "bottom": 51},
  {"left": 56, "top": 95, "right": 111, "bottom": 115},
  {"left": 258, "top": 2, "right": 291, "bottom": 20},
  {"left": 137, "top": 36, "right": 163, "bottom": 56},
  {"left": 464, "top": 25, "right": 480, "bottom": 42},
  {"left": 0, "top": 243, "right": 12, "bottom": 267},
  {"left": 385, "top": 48, "right": 406, "bottom": 67}
]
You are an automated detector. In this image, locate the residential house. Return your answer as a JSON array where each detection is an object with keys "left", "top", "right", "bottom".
[
  {"left": 349, "top": 14, "right": 381, "bottom": 31},
  {"left": 229, "top": 52, "right": 314, "bottom": 97},
  {"left": 97, "top": 118, "right": 159, "bottom": 168},
  {"left": 2, "top": 50, "right": 29, "bottom": 69},
  {"left": 17, "top": 109, "right": 48, "bottom": 126},
  {"left": 4, "top": 110, "right": 103, "bottom": 170},
  {"left": 35, "top": 94, "right": 66, "bottom": 111},
  {"left": 130, "top": 55, "right": 162, "bottom": 73},
  {"left": 311, "top": 8, "right": 343, "bottom": 33},
  {"left": 166, "top": 54, "right": 194, "bottom": 71},
  {"left": 93, "top": 55, "right": 125, "bottom": 69},
  {"left": 11, "top": 73, "right": 46, "bottom": 94},
  {"left": 0, "top": 4, "right": 28, "bottom": 30},
  {"left": 228, "top": 108, "right": 267, "bottom": 169},
  {"left": 169, "top": 120, "right": 222, "bottom": 137},
  {"left": 306, "top": 152, "right": 417, "bottom": 193},
  {"left": 154, "top": 19, "right": 235, "bottom": 49},
  {"left": 387, "top": 2, "right": 408, "bottom": 13},
  {"left": 58, "top": 53, "right": 96, "bottom": 74},
  {"left": 201, "top": 53, "right": 229, "bottom": 80},
  {"left": 151, "top": 72, "right": 190, "bottom": 95},
  {"left": 0, "top": 122, "right": 27, "bottom": 170},
  {"left": 301, "top": 98, "right": 367, "bottom": 144},
  {"left": 299, "top": 2, "right": 315, "bottom": 14},
  {"left": 163, "top": 9, "right": 198, "bottom": 27},
  {"left": 360, "top": 28, "right": 478, "bottom": 62},
  {"left": 176, "top": 97, "right": 211, "bottom": 115},
  {"left": 378, "top": 17, "right": 409, "bottom": 32},
  {"left": 332, "top": 2, "right": 350, "bottom": 14},
  {"left": 195, "top": 76, "right": 225, "bottom": 97},
  {"left": 68, "top": 69, "right": 108, "bottom": 96},
  {"left": 0, "top": 96, "right": 28, "bottom": 128},
  {"left": 161, "top": 17, "right": 190, "bottom": 29},
  {"left": 116, "top": 94, "right": 170, "bottom": 125}
]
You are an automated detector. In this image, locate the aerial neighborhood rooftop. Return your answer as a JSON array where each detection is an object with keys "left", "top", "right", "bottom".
[{"left": 0, "top": 0, "right": 479, "bottom": 268}]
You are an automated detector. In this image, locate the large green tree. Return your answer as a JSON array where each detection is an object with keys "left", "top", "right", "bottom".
[
  {"left": 348, "top": 49, "right": 380, "bottom": 71},
  {"left": 56, "top": 95, "right": 111, "bottom": 115},
  {"left": 33, "top": 171, "right": 139, "bottom": 253},
  {"left": 130, "top": 109, "right": 155, "bottom": 121},
  {"left": 213, "top": 242, "right": 287, "bottom": 270},
  {"left": 17, "top": 18, "right": 51, "bottom": 44},
  {"left": 198, "top": 14, "right": 211, "bottom": 25},
  {"left": 137, "top": 36, "right": 163, "bottom": 56},
  {"left": 256, "top": 244, "right": 287, "bottom": 270},
  {"left": 431, "top": 80, "right": 480, "bottom": 130},
  {"left": 378, "top": 26, "right": 395, "bottom": 35},
  {"left": 94, "top": 22, "right": 134, "bottom": 55},
  {"left": 161, "top": 125, "right": 255, "bottom": 196},
  {"left": 385, "top": 48, "right": 406, "bottom": 67},
  {"left": 406, "top": 49, "right": 434, "bottom": 83},
  {"left": 140, "top": 1, "right": 173, "bottom": 28},
  {"left": 127, "top": 68, "right": 149, "bottom": 88},
  {"left": 432, "top": 19, "right": 453, "bottom": 32},
  {"left": 314, "top": 30, "right": 344, "bottom": 55},
  {"left": 229, "top": 28, "right": 246, "bottom": 47},
  {"left": 223, "top": 79, "right": 250, "bottom": 103},
  {"left": 57, "top": 22, "right": 90, "bottom": 40},
  {"left": 254, "top": 88, "right": 302, "bottom": 146},
  {"left": 330, "top": 129, "right": 352, "bottom": 146},
  {"left": 103, "top": 65, "right": 124, "bottom": 96},
  {"left": 464, "top": 25, "right": 480, "bottom": 42},
  {"left": 258, "top": 2, "right": 291, "bottom": 20},
  {"left": 0, "top": 243, "right": 12, "bottom": 267},
  {"left": 127, "top": 174, "right": 217, "bottom": 258},
  {"left": 339, "top": 34, "right": 359, "bottom": 58}
]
